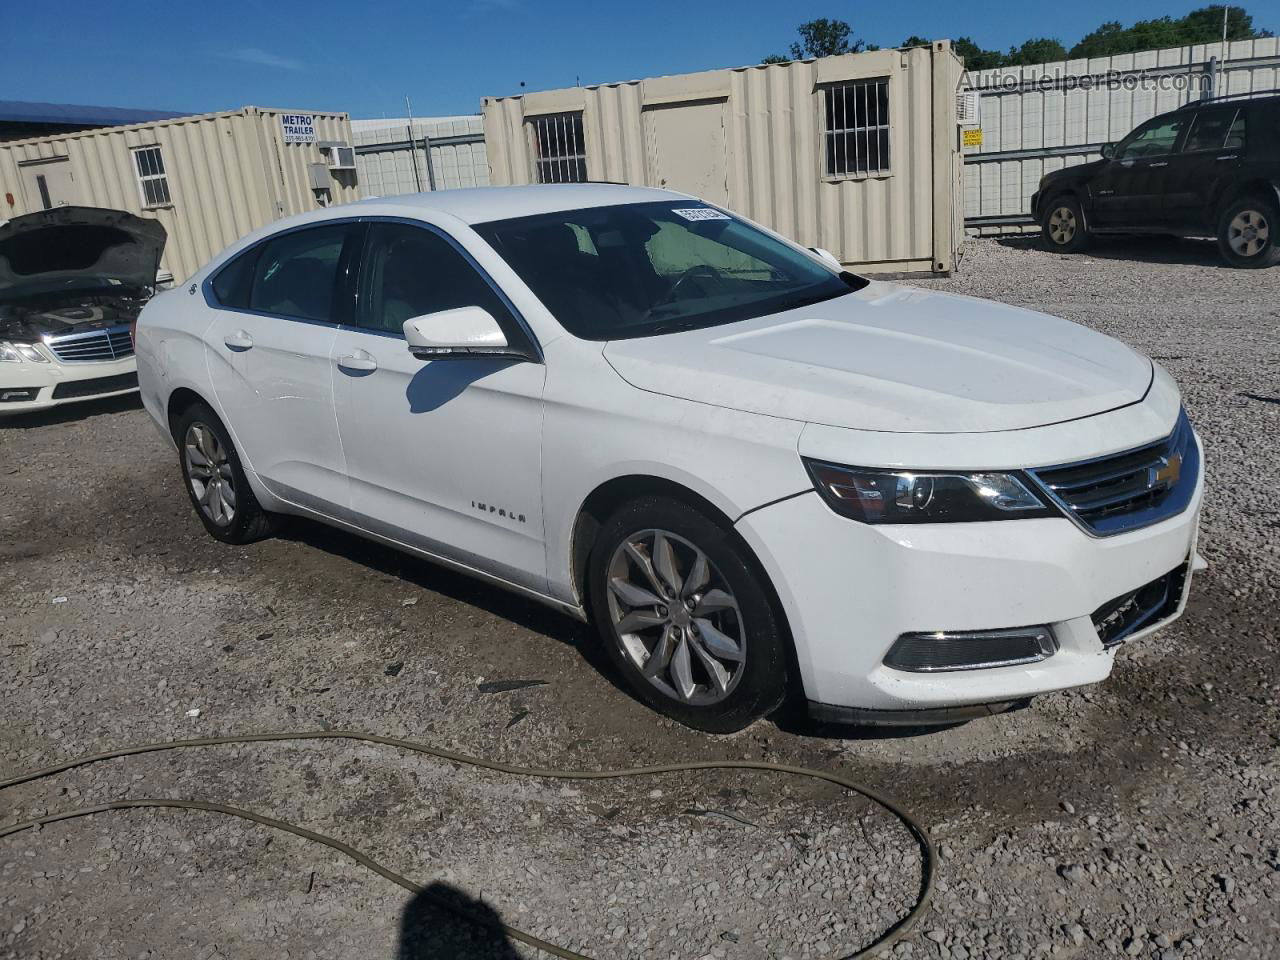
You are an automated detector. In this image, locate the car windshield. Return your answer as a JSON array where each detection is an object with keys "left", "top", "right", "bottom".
[{"left": 473, "top": 201, "right": 866, "bottom": 340}]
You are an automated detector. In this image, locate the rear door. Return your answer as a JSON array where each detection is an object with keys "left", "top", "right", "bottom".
[
  {"left": 1164, "top": 107, "right": 1245, "bottom": 230},
  {"left": 1091, "top": 114, "right": 1188, "bottom": 228},
  {"left": 203, "top": 222, "right": 359, "bottom": 515}
]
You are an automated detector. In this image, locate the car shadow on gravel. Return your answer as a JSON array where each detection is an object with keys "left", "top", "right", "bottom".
[
  {"left": 0, "top": 392, "right": 143, "bottom": 430},
  {"left": 994, "top": 233, "right": 1232, "bottom": 268},
  {"left": 396, "top": 882, "right": 519, "bottom": 959},
  {"left": 279, "top": 517, "right": 635, "bottom": 698}
]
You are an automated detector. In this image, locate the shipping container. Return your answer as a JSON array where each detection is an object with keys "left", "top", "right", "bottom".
[
  {"left": 483, "top": 42, "right": 966, "bottom": 275},
  {"left": 0, "top": 106, "right": 359, "bottom": 282}
]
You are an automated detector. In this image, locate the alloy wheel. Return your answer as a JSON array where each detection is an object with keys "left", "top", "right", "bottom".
[
  {"left": 184, "top": 422, "right": 236, "bottom": 527},
  {"left": 605, "top": 529, "right": 745, "bottom": 705},
  {"left": 1048, "top": 206, "right": 1077, "bottom": 245},
  {"left": 1228, "top": 209, "right": 1270, "bottom": 258}
]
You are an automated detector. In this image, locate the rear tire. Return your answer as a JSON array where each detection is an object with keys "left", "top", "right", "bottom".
[
  {"left": 1217, "top": 195, "right": 1280, "bottom": 268},
  {"left": 587, "top": 495, "right": 789, "bottom": 733},
  {"left": 1040, "top": 195, "right": 1091, "bottom": 253},
  {"left": 174, "top": 402, "right": 278, "bottom": 545}
]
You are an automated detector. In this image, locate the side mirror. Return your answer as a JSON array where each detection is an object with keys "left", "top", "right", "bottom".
[
  {"left": 809, "top": 247, "right": 843, "bottom": 270},
  {"left": 403, "top": 306, "right": 529, "bottom": 361},
  {"left": 1100, "top": 143, "right": 1115, "bottom": 160}
]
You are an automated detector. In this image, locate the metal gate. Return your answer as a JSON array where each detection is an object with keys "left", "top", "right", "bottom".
[{"left": 353, "top": 115, "right": 488, "bottom": 198}]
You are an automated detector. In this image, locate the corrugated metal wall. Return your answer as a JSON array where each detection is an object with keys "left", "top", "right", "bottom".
[
  {"left": 483, "top": 43, "right": 964, "bottom": 274},
  {"left": 964, "top": 37, "right": 1280, "bottom": 229},
  {"left": 353, "top": 115, "right": 488, "bottom": 197},
  {"left": 0, "top": 107, "right": 358, "bottom": 281}
]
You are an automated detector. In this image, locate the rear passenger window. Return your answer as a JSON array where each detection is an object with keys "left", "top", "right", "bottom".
[
  {"left": 249, "top": 225, "right": 350, "bottom": 322},
  {"left": 210, "top": 248, "right": 258, "bottom": 309},
  {"left": 1183, "top": 109, "right": 1239, "bottom": 153},
  {"left": 356, "top": 222, "right": 514, "bottom": 334}
]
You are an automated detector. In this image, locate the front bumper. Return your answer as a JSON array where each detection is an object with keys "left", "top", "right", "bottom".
[
  {"left": 0, "top": 356, "right": 139, "bottom": 414},
  {"left": 735, "top": 441, "right": 1204, "bottom": 716}
]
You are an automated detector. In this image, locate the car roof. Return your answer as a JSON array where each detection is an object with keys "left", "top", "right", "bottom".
[{"left": 353, "top": 183, "right": 692, "bottom": 225}]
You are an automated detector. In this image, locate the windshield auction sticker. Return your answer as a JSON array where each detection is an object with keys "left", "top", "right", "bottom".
[{"left": 672, "top": 208, "right": 730, "bottom": 221}]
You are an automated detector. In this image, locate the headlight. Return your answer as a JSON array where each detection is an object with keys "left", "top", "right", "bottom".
[
  {"left": 803, "top": 459, "right": 1056, "bottom": 524},
  {"left": 0, "top": 341, "right": 49, "bottom": 363}
]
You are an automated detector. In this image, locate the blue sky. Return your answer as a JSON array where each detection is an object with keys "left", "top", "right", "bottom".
[{"left": 2, "top": 1, "right": 1266, "bottom": 119}]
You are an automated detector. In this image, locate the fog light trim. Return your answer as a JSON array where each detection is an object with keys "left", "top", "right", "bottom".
[{"left": 884, "top": 625, "right": 1058, "bottom": 673}]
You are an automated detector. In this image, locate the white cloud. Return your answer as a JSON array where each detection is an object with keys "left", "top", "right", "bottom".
[{"left": 220, "top": 47, "right": 305, "bottom": 71}]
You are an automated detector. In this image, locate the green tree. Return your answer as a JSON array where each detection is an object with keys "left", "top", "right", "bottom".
[
  {"left": 764, "top": 18, "right": 867, "bottom": 62},
  {"left": 1006, "top": 37, "right": 1069, "bottom": 65},
  {"left": 954, "top": 36, "right": 1006, "bottom": 70},
  {"left": 1069, "top": 6, "right": 1272, "bottom": 57},
  {"left": 901, "top": 35, "right": 931, "bottom": 48}
]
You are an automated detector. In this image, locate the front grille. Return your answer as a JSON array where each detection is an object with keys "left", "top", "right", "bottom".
[
  {"left": 46, "top": 326, "right": 134, "bottom": 364},
  {"left": 1092, "top": 563, "right": 1187, "bottom": 647},
  {"left": 1027, "top": 410, "right": 1198, "bottom": 536},
  {"left": 50, "top": 371, "right": 138, "bottom": 399}
]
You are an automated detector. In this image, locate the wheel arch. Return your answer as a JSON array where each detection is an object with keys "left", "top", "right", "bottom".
[
  {"left": 1210, "top": 178, "right": 1280, "bottom": 222},
  {"left": 166, "top": 386, "right": 212, "bottom": 442},
  {"left": 568, "top": 473, "right": 802, "bottom": 695}
]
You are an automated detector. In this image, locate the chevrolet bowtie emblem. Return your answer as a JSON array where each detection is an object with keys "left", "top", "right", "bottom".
[{"left": 1150, "top": 452, "right": 1182, "bottom": 490}]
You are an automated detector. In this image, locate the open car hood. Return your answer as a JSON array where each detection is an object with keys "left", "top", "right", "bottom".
[
  {"left": 0, "top": 206, "right": 167, "bottom": 303},
  {"left": 603, "top": 283, "right": 1154, "bottom": 434}
]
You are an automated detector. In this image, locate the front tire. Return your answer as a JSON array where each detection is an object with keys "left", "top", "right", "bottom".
[
  {"left": 587, "top": 496, "right": 789, "bottom": 733},
  {"left": 1041, "top": 195, "right": 1091, "bottom": 253},
  {"left": 174, "top": 402, "right": 278, "bottom": 544},
  {"left": 1217, "top": 195, "right": 1280, "bottom": 268}
]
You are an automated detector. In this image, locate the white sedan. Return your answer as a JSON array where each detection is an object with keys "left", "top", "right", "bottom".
[{"left": 135, "top": 185, "right": 1204, "bottom": 732}]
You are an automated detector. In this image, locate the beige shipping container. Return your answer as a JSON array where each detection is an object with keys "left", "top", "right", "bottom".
[
  {"left": 0, "top": 106, "right": 359, "bottom": 283},
  {"left": 483, "top": 42, "right": 965, "bottom": 275}
]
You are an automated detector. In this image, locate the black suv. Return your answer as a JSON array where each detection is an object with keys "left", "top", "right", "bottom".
[{"left": 1032, "top": 92, "right": 1280, "bottom": 267}]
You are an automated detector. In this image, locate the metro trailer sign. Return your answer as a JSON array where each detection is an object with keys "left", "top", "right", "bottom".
[{"left": 281, "top": 114, "right": 317, "bottom": 144}]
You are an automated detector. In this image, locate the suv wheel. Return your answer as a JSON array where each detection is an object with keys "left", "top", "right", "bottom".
[
  {"left": 174, "top": 402, "right": 279, "bottom": 544},
  {"left": 1041, "top": 195, "right": 1091, "bottom": 253},
  {"left": 1217, "top": 195, "right": 1280, "bottom": 268},
  {"left": 587, "top": 496, "right": 789, "bottom": 733}
]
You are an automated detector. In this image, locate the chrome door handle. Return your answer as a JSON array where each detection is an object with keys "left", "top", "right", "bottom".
[
  {"left": 337, "top": 351, "right": 377, "bottom": 374},
  {"left": 1147, "top": 161, "right": 1168, "bottom": 168},
  {"left": 1216, "top": 154, "right": 1240, "bottom": 161},
  {"left": 223, "top": 331, "right": 253, "bottom": 351}
]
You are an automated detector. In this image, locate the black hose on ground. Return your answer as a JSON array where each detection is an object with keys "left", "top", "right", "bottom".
[{"left": 0, "top": 730, "right": 936, "bottom": 959}]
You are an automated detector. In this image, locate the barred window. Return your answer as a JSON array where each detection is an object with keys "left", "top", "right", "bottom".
[
  {"left": 823, "top": 79, "right": 890, "bottom": 178},
  {"left": 132, "top": 145, "right": 171, "bottom": 207},
  {"left": 530, "top": 113, "right": 587, "bottom": 184}
]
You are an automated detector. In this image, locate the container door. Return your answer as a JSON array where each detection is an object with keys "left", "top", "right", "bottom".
[
  {"left": 19, "top": 158, "right": 79, "bottom": 210},
  {"left": 643, "top": 100, "right": 729, "bottom": 206}
]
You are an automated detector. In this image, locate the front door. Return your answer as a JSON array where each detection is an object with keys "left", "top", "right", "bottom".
[
  {"left": 331, "top": 220, "right": 548, "bottom": 592},
  {"left": 643, "top": 100, "right": 730, "bottom": 206},
  {"left": 1091, "top": 114, "right": 1188, "bottom": 228},
  {"left": 204, "top": 222, "right": 358, "bottom": 515},
  {"left": 1163, "top": 106, "right": 1245, "bottom": 230},
  {"left": 20, "top": 158, "right": 79, "bottom": 210}
]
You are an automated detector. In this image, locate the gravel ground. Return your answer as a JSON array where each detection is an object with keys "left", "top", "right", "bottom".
[{"left": 1, "top": 235, "right": 1277, "bottom": 960}]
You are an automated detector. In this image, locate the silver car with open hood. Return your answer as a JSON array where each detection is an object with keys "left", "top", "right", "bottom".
[{"left": 0, "top": 206, "right": 166, "bottom": 413}]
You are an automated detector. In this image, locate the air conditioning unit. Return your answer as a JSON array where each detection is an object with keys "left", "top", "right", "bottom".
[
  {"left": 956, "top": 90, "right": 981, "bottom": 126},
  {"left": 318, "top": 142, "right": 357, "bottom": 171}
]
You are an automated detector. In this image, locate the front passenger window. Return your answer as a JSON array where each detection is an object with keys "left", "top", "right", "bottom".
[
  {"left": 357, "top": 223, "right": 514, "bottom": 334},
  {"left": 249, "top": 225, "right": 350, "bottom": 322},
  {"left": 1115, "top": 117, "right": 1185, "bottom": 160}
]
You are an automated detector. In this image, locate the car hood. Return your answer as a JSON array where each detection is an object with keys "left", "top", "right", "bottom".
[
  {"left": 602, "top": 283, "right": 1153, "bottom": 434},
  {"left": 0, "top": 206, "right": 167, "bottom": 304}
]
